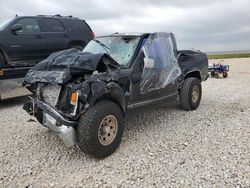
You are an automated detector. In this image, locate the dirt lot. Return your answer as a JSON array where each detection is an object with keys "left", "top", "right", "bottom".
[{"left": 0, "top": 58, "right": 250, "bottom": 187}]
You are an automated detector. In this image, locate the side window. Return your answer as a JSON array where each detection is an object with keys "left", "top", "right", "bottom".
[
  {"left": 42, "top": 19, "right": 64, "bottom": 32},
  {"left": 140, "top": 33, "right": 181, "bottom": 94},
  {"left": 65, "top": 20, "right": 85, "bottom": 31},
  {"left": 15, "top": 18, "right": 41, "bottom": 33}
]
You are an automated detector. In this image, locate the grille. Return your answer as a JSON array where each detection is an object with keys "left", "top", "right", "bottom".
[{"left": 42, "top": 84, "right": 61, "bottom": 106}]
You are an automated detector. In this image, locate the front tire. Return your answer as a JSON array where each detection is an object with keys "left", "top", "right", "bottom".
[
  {"left": 77, "top": 101, "right": 124, "bottom": 158},
  {"left": 180, "top": 77, "right": 202, "bottom": 111}
]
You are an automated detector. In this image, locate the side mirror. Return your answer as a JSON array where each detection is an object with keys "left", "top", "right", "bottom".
[
  {"left": 11, "top": 24, "right": 23, "bottom": 34},
  {"left": 143, "top": 57, "right": 155, "bottom": 68}
]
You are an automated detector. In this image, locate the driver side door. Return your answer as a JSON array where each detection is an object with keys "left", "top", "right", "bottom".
[
  {"left": 130, "top": 33, "right": 180, "bottom": 108},
  {"left": 130, "top": 51, "right": 162, "bottom": 106},
  {"left": 6, "top": 17, "right": 47, "bottom": 63}
]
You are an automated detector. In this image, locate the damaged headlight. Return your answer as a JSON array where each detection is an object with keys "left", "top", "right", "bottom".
[
  {"left": 42, "top": 84, "right": 61, "bottom": 106},
  {"left": 68, "top": 91, "right": 79, "bottom": 116}
]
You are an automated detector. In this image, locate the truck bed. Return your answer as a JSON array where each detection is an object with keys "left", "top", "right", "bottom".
[{"left": 177, "top": 50, "right": 208, "bottom": 81}]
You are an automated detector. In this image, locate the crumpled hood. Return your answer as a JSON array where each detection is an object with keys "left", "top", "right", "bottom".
[{"left": 24, "top": 48, "right": 120, "bottom": 84}]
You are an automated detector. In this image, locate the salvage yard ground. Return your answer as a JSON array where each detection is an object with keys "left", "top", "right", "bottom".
[{"left": 0, "top": 58, "right": 250, "bottom": 187}]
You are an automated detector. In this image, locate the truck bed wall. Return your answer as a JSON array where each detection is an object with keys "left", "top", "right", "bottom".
[{"left": 177, "top": 50, "right": 208, "bottom": 81}]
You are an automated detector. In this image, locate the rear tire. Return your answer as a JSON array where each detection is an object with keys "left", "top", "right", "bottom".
[
  {"left": 211, "top": 71, "right": 215, "bottom": 77},
  {"left": 223, "top": 72, "right": 228, "bottom": 78},
  {"left": 77, "top": 101, "right": 124, "bottom": 158},
  {"left": 180, "top": 77, "right": 202, "bottom": 111}
]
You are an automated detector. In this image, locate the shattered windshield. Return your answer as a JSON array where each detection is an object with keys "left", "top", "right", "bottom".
[{"left": 83, "top": 36, "right": 140, "bottom": 66}]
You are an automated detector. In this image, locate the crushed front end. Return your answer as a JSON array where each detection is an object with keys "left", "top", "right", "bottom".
[
  {"left": 23, "top": 49, "right": 122, "bottom": 147},
  {"left": 23, "top": 82, "right": 82, "bottom": 147}
]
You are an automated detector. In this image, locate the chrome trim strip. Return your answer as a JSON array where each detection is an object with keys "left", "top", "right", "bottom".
[
  {"left": 43, "top": 113, "right": 76, "bottom": 147},
  {"left": 128, "top": 92, "right": 178, "bottom": 109},
  {"left": 127, "top": 104, "right": 134, "bottom": 109}
]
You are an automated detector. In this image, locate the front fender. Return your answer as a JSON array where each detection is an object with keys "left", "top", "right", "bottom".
[
  {"left": 106, "top": 82, "right": 127, "bottom": 114},
  {"left": 79, "top": 80, "right": 128, "bottom": 115},
  {"left": 92, "top": 82, "right": 128, "bottom": 114}
]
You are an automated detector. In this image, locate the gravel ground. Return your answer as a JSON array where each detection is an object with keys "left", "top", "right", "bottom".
[{"left": 0, "top": 58, "right": 250, "bottom": 187}]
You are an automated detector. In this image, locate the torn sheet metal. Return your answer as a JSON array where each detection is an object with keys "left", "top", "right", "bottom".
[
  {"left": 77, "top": 72, "right": 124, "bottom": 109},
  {"left": 24, "top": 48, "right": 120, "bottom": 84},
  {"left": 140, "top": 32, "right": 181, "bottom": 94}
]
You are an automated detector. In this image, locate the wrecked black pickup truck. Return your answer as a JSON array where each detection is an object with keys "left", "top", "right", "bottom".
[{"left": 23, "top": 32, "right": 208, "bottom": 158}]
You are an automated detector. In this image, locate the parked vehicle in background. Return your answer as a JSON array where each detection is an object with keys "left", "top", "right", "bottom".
[
  {"left": 23, "top": 32, "right": 208, "bottom": 158},
  {"left": 208, "top": 60, "right": 229, "bottom": 78},
  {"left": 0, "top": 15, "right": 94, "bottom": 100}
]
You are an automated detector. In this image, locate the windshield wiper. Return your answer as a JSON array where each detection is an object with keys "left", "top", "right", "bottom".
[{"left": 93, "top": 39, "right": 110, "bottom": 53}]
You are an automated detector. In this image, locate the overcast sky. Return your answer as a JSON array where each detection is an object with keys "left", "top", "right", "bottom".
[{"left": 0, "top": 0, "right": 249, "bottom": 52}]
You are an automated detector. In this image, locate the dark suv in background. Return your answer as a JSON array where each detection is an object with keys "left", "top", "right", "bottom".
[
  {"left": 0, "top": 15, "right": 94, "bottom": 67},
  {"left": 0, "top": 15, "right": 93, "bottom": 100}
]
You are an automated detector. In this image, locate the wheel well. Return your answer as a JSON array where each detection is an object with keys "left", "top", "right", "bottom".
[
  {"left": 96, "top": 94, "right": 126, "bottom": 115},
  {"left": 184, "top": 71, "right": 201, "bottom": 80}
]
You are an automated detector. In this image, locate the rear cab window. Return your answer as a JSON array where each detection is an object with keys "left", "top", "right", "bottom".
[{"left": 40, "top": 18, "right": 64, "bottom": 32}]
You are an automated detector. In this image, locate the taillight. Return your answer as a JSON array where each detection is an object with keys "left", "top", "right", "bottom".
[{"left": 91, "top": 32, "right": 95, "bottom": 39}]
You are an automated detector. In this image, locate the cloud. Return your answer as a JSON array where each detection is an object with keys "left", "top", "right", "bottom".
[{"left": 0, "top": 0, "right": 249, "bottom": 51}]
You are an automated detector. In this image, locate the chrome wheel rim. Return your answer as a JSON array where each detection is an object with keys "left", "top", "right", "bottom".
[
  {"left": 192, "top": 86, "right": 199, "bottom": 103},
  {"left": 98, "top": 115, "right": 118, "bottom": 146}
]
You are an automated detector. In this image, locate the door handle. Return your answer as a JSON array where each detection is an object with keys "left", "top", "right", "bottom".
[
  {"left": 62, "top": 33, "right": 69, "bottom": 38},
  {"left": 35, "top": 34, "right": 43, "bottom": 39}
]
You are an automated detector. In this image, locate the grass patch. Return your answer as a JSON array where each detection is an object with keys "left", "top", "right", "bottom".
[{"left": 207, "top": 53, "right": 250, "bottom": 59}]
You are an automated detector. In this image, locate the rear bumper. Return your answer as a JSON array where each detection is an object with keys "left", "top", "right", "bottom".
[{"left": 24, "top": 98, "right": 78, "bottom": 147}]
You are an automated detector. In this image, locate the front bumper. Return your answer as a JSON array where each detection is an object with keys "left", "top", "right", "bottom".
[{"left": 24, "top": 98, "right": 78, "bottom": 147}]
